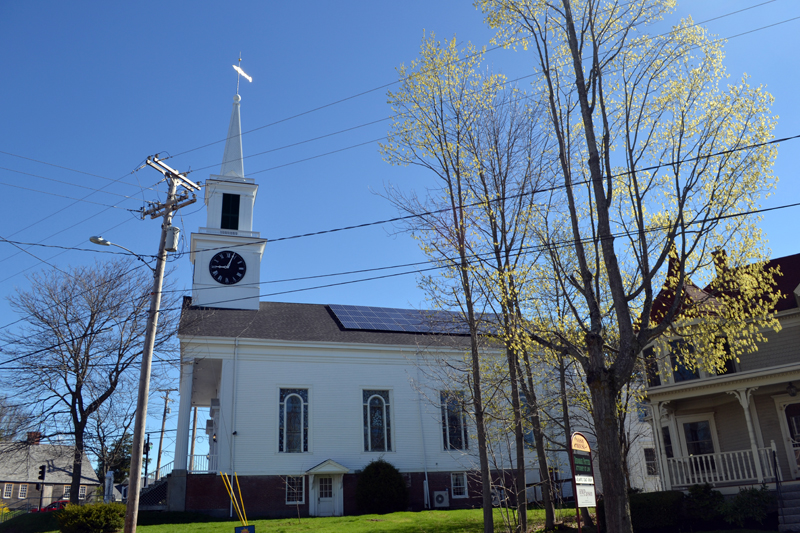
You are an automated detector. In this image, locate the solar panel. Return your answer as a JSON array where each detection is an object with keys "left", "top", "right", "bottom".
[{"left": 328, "top": 304, "right": 471, "bottom": 335}]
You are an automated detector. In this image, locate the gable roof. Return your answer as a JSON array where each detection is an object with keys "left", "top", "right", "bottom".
[
  {"left": 178, "top": 298, "right": 474, "bottom": 349},
  {"left": 0, "top": 444, "right": 100, "bottom": 485},
  {"left": 650, "top": 251, "right": 800, "bottom": 325}
]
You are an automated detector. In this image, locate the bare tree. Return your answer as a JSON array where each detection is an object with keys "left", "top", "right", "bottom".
[{"left": 1, "top": 259, "right": 178, "bottom": 503}]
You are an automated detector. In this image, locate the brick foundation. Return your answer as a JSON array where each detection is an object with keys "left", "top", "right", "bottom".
[{"left": 183, "top": 470, "right": 495, "bottom": 517}]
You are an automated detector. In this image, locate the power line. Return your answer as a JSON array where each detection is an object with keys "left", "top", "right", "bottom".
[{"left": 164, "top": 1, "right": 785, "bottom": 168}]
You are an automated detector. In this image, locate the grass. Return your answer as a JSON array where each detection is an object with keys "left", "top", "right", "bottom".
[{"left": 0, "top": 507, "right": 778, "bottom": 533}]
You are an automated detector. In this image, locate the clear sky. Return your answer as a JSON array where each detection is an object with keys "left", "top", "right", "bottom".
[{"left": 1, "top": 0, "right": 798, "bottom": 466}]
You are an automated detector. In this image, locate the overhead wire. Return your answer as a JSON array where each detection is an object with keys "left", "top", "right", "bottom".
[{"left": 164, "top": 0, "right": 785, "bottom": 171}]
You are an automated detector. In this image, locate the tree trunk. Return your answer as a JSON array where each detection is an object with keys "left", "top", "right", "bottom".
[
  {"left": 506, "top": 347, "right": 527, "bottom": 533},
  {"left": 589, "top": 375, "right": 632, "bottom": 533},
  {"left": 70, "top": 432, "right": 84, "bottom": 505}
]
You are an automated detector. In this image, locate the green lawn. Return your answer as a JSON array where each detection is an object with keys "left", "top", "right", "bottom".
[{"left": 0, "top": 508, "right": 778, "bottom": 533}]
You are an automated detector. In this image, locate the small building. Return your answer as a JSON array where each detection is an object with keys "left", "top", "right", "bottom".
[{"left": 0, "top": 433, "right": 101, "bottom": 510}]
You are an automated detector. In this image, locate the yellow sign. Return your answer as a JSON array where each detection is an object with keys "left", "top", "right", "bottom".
[{"left": 571, "top": 433, "right": 591, "bottom": 453}]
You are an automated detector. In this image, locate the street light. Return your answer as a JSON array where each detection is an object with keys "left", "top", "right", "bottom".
[
  {"left": 90, "top": 236, "right": 155, "bottom": 271},
  {"left": 90, "top": 233, "right": 168, "bottom": 529}
]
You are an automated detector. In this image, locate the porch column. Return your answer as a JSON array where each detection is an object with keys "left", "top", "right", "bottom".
[
  {"left": 651, "top": 401, "right": 672, "bottom": 490},
  {"left": 174, "top": 358, "right": 194, "bottom": 470},
  {"left": 729, "top": 388, "right": 763, "bottom": 482}
]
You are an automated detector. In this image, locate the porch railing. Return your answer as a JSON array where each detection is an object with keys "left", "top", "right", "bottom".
[
  {"left": 144, "top": 460, "right": 173, "bottom": 488},
  {"left": 188, "top": 454, "right": 217, "bottom": 474},
  {"left": 667, "top": 444, "right": 780, "bottom": 488}
]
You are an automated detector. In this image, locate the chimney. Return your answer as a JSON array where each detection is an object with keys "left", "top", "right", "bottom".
[
  {"left": 26, "top": 431, "right": 41, "bottom": 445},
  {"left": 712, "top": 249, "right": 728, "bottom": 278}
]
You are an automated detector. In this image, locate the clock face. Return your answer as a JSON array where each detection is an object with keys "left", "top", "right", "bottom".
[{"left": 208, "top": 251, "right": 247, "bottom": 285}]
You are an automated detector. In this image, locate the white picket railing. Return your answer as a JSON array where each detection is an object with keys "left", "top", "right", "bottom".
[
  {"left": 188, "top": 454, "right": 217, "bottom": 473},
  {"left": 667, "top": 444, "right": 779, "bottom": 487},
  {"left": 143, "top": 460, "right": 174, "bottom": 488}
]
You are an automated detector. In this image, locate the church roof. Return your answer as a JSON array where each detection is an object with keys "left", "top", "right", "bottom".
[{"left": 178, "top": 298, "right": 474, "bottom": 349}]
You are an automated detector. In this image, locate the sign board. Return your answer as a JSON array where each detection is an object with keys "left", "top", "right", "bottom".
[
  {"left": 234, "top": 526, "right": 254, "bottom": 533},
  {"left": 576, "top": 484, "right": 596, "bottom": 507},
  {"left": 569, "top": 432, "right": 597, "bottom": 508}
]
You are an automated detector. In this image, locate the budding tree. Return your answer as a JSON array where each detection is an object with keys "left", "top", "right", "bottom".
[{"left": 476, "top": 0, "right": 781, "bottom": 531}]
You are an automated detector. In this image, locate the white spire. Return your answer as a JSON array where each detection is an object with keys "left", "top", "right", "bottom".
[{"left": 219, "top": 94, "right": 244, "bottom": 179}]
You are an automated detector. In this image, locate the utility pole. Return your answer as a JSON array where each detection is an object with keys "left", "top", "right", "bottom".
[
  {"left": 155, "top": 389, "right": 176, "bottom": 480},
  {"left": 124, "top": 156, "right": 200, "bottom": 533}
]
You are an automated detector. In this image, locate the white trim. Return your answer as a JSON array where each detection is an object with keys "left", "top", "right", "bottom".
[
  {"left": 675, "top": 413, "right": 720, "bottom": 457},
  {"left": 451, "top": 472, "right": 468, "bottom": 498},
  {"left": 773, "top": 393, "right": 800, "bottom": 479},
  {"left": 285, "top": 476, "right": 305, "bottom": 505}
]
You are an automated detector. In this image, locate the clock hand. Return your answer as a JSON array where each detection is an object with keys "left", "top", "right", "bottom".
[{"left": 225, "top": 252, "right": 236, "bottom": 269}]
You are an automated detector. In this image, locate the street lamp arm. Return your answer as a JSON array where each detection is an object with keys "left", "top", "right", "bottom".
[{"left": 89, "top": 236, "right": 156, "bottom": 272}]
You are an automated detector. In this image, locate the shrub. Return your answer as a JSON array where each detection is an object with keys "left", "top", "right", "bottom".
[
  {"left": 596, "top": 491, "right": 683, "bottom": 532},
  {"left": 684, "top": 483, "right": 725, "bottom": 529},
  {"left": 355, "top": 459, "right": 409, "bottom": 514},
  {"left": 723, "top": 484, "right": 775, "bottom": 528},
  {"left": 56, "top": 503, "right": 125, "bottom": 533}
]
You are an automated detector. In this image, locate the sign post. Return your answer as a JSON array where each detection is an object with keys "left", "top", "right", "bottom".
[{"left": 569, "top": 432, "right": 597, "bottom": 533}]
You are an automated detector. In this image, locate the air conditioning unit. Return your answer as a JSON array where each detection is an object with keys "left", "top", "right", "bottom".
[{"left": 433, "top": 490, "right": 449, "bottom": 508}]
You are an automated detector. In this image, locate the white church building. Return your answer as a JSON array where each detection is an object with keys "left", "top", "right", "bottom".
[
  {"left": 166, "top": 92, "right": 660, "bottom": 517},
  {"left": 167, "top": 93, "right": 500, "bottom": 517}
]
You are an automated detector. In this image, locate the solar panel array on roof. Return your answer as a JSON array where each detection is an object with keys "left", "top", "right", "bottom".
[{"left": 328, "top": 304, "right": 470, "bottom": 335}]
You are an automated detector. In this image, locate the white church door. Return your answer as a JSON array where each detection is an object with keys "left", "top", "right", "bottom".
[{"left": 317, "top": 476, "right": 335, "bottom": 516}]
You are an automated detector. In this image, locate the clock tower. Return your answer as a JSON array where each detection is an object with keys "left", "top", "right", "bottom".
[{"left": 189, "top": 94, "right": 266, "bottom": 310}]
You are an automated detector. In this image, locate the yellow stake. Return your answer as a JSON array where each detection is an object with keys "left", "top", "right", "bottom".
[
  {"left": 234, "top": 472, "right": 248, "bottom": 526},
  {"left": 221, "top": 473, "right": 245, "bottom": 526}
]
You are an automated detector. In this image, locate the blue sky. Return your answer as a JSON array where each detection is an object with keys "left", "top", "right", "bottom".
[{"left": 1, "top": 0, "right": 798, "bottom": 464}]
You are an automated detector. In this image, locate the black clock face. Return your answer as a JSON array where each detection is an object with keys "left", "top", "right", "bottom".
[{"left": 208, "top": 251, "right": 246, "bottom": 285}]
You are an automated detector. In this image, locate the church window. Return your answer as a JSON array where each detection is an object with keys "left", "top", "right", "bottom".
[
  {"left": 451, "top": 473, "right": 467, "bottom": 498},
  {"left": 441, "top": 391, "right": 468, "bottom": 450},
  {"left": 285, "top": 476, "right": 305, "bottom": 504},
  {"left": 2, "top": 484, "right": 11, "bottom": 498},
  {"left": 17, "top": 484, "right": 27, "bottom": 499},
  {"left": 221, "top": 193, "right": 240, "bottom": 230},
  {"left": 279, "top": 389, "right": 308, "bottom": 453},
  {"left": 363, "top": 390, "right": 391, "bottom": 452}
]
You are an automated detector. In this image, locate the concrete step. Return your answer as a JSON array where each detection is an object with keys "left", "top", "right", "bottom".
[
  {"left": 780, "top": 513, "right": 800, "bottom": 524},
  {"left": 779, "top": 524, "right": 800, "bottom": 532}
]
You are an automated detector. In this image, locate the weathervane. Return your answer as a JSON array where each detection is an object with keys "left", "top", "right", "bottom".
[{"left": 232, "top": 53, "right": 252, "bottom": 95}]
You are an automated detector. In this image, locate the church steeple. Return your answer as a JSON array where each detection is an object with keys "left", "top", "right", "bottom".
[
  {"left": 219, "top": 94, "right": 245, "bottom": 180},
  {"left": 188, "top": 84, "right": 266, "bottom": 311}
]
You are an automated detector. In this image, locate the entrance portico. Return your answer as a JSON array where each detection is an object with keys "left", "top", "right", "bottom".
[{"left": 307, "top": 459, "right": 349, "bottom": 517}]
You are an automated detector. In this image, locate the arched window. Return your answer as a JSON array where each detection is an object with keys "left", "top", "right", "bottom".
[
  {"left": 279, "top": 389, "right": 308, "bottom": 453},
  {"left": 363, "top": 390, "right": 391, "bottom": 452},
  {"left": 441, "top": 391, "right": 468, "bottom": 450}
]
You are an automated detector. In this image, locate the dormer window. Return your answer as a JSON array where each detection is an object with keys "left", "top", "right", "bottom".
[{"left": 221, "top": 193, "right": 240, "bottom": 230}]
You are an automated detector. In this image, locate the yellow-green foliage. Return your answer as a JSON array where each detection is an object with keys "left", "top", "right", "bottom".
[{"left": 56, "top": 503, "right": 125, "bottom": 533}]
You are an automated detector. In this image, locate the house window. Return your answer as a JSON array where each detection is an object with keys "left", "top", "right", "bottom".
[
  {"left": 63, "top": 485, "right": 71, "bottom": 499},
  {"left": 279, "top": 389, "right": 308, "bottom": 453},
  {"left": 644, "top": 448, "right": 658, "bottom": 475},
  {"left": 670, "top": 341, "right": 698, "bottom": 382},
  {"left": 221, "top": 193, "right": 240, "bottom": 230},
  {"left": 441, "top": 391, "right": 468, "bottom": 450},
  {"left": 285, "top": 476, "right": 305, "bottom": 504},
  {"left": 661, "top": 427, "right": 674, "bottom": 458},
  {"left": 78, "top": 486, "right": 87, "bottom": 500},
  {"left": 519, "top": 393, "right": 536, "bottom": 448},
  {"left": 644, "top": 347, "right": 661, "bottom": 387},
  {"left": 2, "top": 484, "right": 11, "bottom": 499},
  {"left": 363, "top": 390, "right": 392, "bottom": 452},
  {"left": 18, "top": 484, "right": 27, "bottom": 499},
  {"left": 451, "top": 473, "right": 468, "bottom": 498},
  {"left": 683, "top": 421, "right": 714, "bottom": 456}
]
